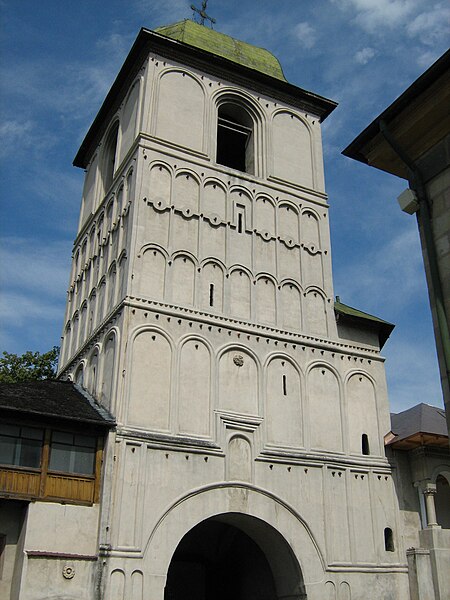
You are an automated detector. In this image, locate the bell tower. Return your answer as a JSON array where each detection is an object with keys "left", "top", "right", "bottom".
[{"left": 59, "top": 18, "right": 408, "bottom": 600}]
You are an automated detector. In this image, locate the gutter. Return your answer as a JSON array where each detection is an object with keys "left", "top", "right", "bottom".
[{"left": 378, "top": 120, "right": 450, "bottom": 397}]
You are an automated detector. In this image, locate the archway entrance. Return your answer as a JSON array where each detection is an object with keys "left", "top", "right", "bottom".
[{"left": 164, "top": 513, "right": 307, "bottom": 600}]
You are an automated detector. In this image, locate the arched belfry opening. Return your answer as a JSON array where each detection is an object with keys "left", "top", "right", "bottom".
[
  {"left": 217, "top": 102, "right": 255, "bottom": 174},
  {"left": 164, "top": 513, "right": 307, "bottom": 600}
]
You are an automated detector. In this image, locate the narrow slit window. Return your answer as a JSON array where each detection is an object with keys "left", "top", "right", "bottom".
[
  {"left": 217, "top": 103, "right": 254, "bottom": 173},
  {"left": 362, "top": 433, "right": 370, "bottom": 455},
  {"left": 236, "top": 204, "right": 246, "bottom": 234},
  {"left": 209, "top": 284, "right": 214, "bottom": 307},
  {"left": 384, "top": 527, "right": 394, "bottom": 552},
  {"left": 282, "top": 374, "right": 287, "bottom": 396}
]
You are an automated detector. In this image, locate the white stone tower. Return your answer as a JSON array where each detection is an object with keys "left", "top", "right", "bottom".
[{"left": 59, "top": 19, "right": 409, "bottom": 600}]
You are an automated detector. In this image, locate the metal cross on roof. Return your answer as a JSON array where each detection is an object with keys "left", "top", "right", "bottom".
[{"left": 191, "top": 1, "right": 216, "bottom": 26}]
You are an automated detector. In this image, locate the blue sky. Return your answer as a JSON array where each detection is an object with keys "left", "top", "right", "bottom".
[{"left": 0, "top": 0, "right": 448, "bottom": 412}]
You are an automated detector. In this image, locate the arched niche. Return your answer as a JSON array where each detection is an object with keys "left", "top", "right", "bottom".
[
  {"left": 118, "top": 253, "right": 127, "bottom": 301},
  {"left": 108, "top": 569, "right": 125, "bottom": 600},
  {"left": 71, "top": 313, "right": 79, "bottom": 357},
  {"left": 308, "top": 366, "right": 342, "bottom": 452},
  {"left": 272, "top": 111, "right": 313, "bottom": 188},
  {"left": 120, "top": 79, "right": 140, "bottom": 162},
  {"left": 227, "top": 436, "right": 252, "bottom": 482},
  {"left": 266, "top": 357, "right": 302, "bottom": 447},
  {"left": 96, "top": 279, "right": 106, "bottom": 327},
  {"left": 254, "top": 196, "right": 275, "bottom": 235},
  {"left": 255, "top": 276, "right": 276, "bottom": 325},
  {"left": 170, "top": 255, "right": 196, "bottom": 307},
  {"left": 203, "top": 181, "right": 227, "bottom": 220},
  {"left": 74, "top": 363, "right": 84, "bottom": 387},
  {"left": 131, "top": 571, "right": 144, "bottom": 600},
  {"left": 100, "top": 331, "right": 116, "bottom": 412},
  {"left": 301, "top": 210, "right": 320, "bottom": 249},
  {"left": 230, "top": 189, "right": 252, "bottom": 230},
  {"left": 87, "top": 349, "right": 99, "bottom": 399},
  {"left": 280, "top": 283, "right": 302, "bottom": 331},
  {"left": 81, "top": 153, "right": 98, "bottom": 222},
  {"left": 156, "top": 70, "right": 205, "bottom": 152},
  {"left": 139, "top": 247, "right": 166, "bottom": 301},
  {"left": 79, "top": 303, "right": 88, "bottom": 348},
  {"left": 218, "top": 348, "right": 258, "bottom": 415},
  {"left": 173, "top": 171, "right": 200, "bottom": 214},
  {"left": 128, "top": 329, "right": 172, "bottom": 431},
  {"left": 302, "top": 248, "right": 323, "bottom": 289},
  {"left": 304, "top": 290, "right": 327, "bottom": 337},
  {"left": 101, "top": 120, "right": 120, "bottom": 195},
  {"left": 278, "top": 203, "right": 299, "bottom": 244},
  {"left": 346, "top": 373, "right": 380, "bottom": 456},
  {"left": 178, "top": 339, "right": 211, "bottom": 437},
  {"left": 435, "top": 473, "right": 450, "bottom": 528},
  {"left": 199, "top": 261, "right": 224, "bottom": 312},
  {"left": 107, "top": 263, "right": 117, "bottom": 313},
  {"left": 229, "top": 268, "right": 251, "bottom": 320},
  {"left": 149, "top": 163, "right": 172, "bottom": 208}
]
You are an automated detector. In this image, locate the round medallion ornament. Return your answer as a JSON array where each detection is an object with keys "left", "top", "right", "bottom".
[
  {"left": 233, "top": 354, "right": 244, "bottom": 367},
  {"left": 63, "top": 565, "right": 75, "bottom": 579}
]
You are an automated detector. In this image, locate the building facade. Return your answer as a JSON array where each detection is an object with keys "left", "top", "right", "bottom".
[
  {"left": 51, "top": 20, "right": 413, "bottom": 600},
  {"left": 343, "top": 49, "right": 450, "bottom": 439}
]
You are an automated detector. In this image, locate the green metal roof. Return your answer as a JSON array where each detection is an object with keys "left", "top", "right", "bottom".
[
  {"left": 156, "top": 20, "right": 287, "bottom": 81},
  {"left": 334, "top": 298, "right": 395, "bottom": 348}
]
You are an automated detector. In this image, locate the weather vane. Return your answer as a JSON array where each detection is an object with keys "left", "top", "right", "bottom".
[{"left": 191, "top": 1, "right": 216, "bottom": 27}]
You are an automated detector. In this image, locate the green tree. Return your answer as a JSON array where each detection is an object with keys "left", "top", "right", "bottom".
[{"left": 0, "top": 346, "right": 59, "bottom": 383}]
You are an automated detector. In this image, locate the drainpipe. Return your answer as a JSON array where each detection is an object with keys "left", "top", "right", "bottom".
[{"left": 379, "top": 120, "right": 450, "bottom": 408}]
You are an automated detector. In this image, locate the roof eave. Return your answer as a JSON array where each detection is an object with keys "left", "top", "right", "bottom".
[{"left": 342, "top": 48, "right": 450, "bottom": 165}]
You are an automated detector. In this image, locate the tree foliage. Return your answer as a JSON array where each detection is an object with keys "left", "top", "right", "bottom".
[{"left": 0, "top": 346, "right": 60, "bottom": 383}]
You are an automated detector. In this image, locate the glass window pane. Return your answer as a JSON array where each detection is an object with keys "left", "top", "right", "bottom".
[
  {"left": 74, "top": 434, "right": 96, "bottom": 449},
  {"left": 73, "top": 446, "right": 96, "bottom": 475},
  {"left": 0, "top": 436, "right": 17, "bottom": 465},
  {"left": 21, "top": 427, "right": 44, "bottom": 441},
  {"left": 52, "top": 431, "right": 73, "bottom": 444},
  {"left": 18, "top": 439, "right": 42, "bottom": 468},
  {"left": 0, "top": 424, "right": 20, "bottom": 436},
  {"left": 49, "top": 443, "right": 72, "bottom": 472}
]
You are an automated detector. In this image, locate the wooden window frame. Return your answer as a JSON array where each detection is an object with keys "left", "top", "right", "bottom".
[{"left": 0, "top": 418, "right": 105, "bottom": 506}]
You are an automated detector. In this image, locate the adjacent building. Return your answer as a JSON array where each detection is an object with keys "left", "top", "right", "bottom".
[{"left": 343, "top": 49, "right": 450, "bottom": 438}]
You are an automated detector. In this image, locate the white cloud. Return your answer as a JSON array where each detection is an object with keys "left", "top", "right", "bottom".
[
  {"left": 332, "top": 0, "right": 417, "bottom": 32},
  {"left": 407, "top": 3, "right": 450, "bottom": 45},
  {"left": 0, "top": 237, "right": 71, "bottom": 300},
  {"left": 133, "top": 0, "right": 189, "bottom": 23},
  {"left": 0, "top": 119, "right": 35, "bottom": 158},
  {"left": 384, "top": 338, "right": 443, "bottom": 412},
  {"left": 354, "top": 47, "right": 376, "bottom": 64},
  {"left": 292, "top": 22, "right": 317, "bottom": 49},
  {"left": 336, "top": 226, "right": 426, "bottom": 314}
]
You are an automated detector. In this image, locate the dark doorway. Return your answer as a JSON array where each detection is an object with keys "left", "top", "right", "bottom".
[{"left": 164, "top": 513, "right": 307, "bottom": 600}]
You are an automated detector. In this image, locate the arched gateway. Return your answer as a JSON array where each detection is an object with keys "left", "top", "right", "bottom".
[
  {"left": 164, "top": 513, "right": 306, "bottom": 600},
  {"left": 130, "top": 484, "right": 325, "bottom": 600}
]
